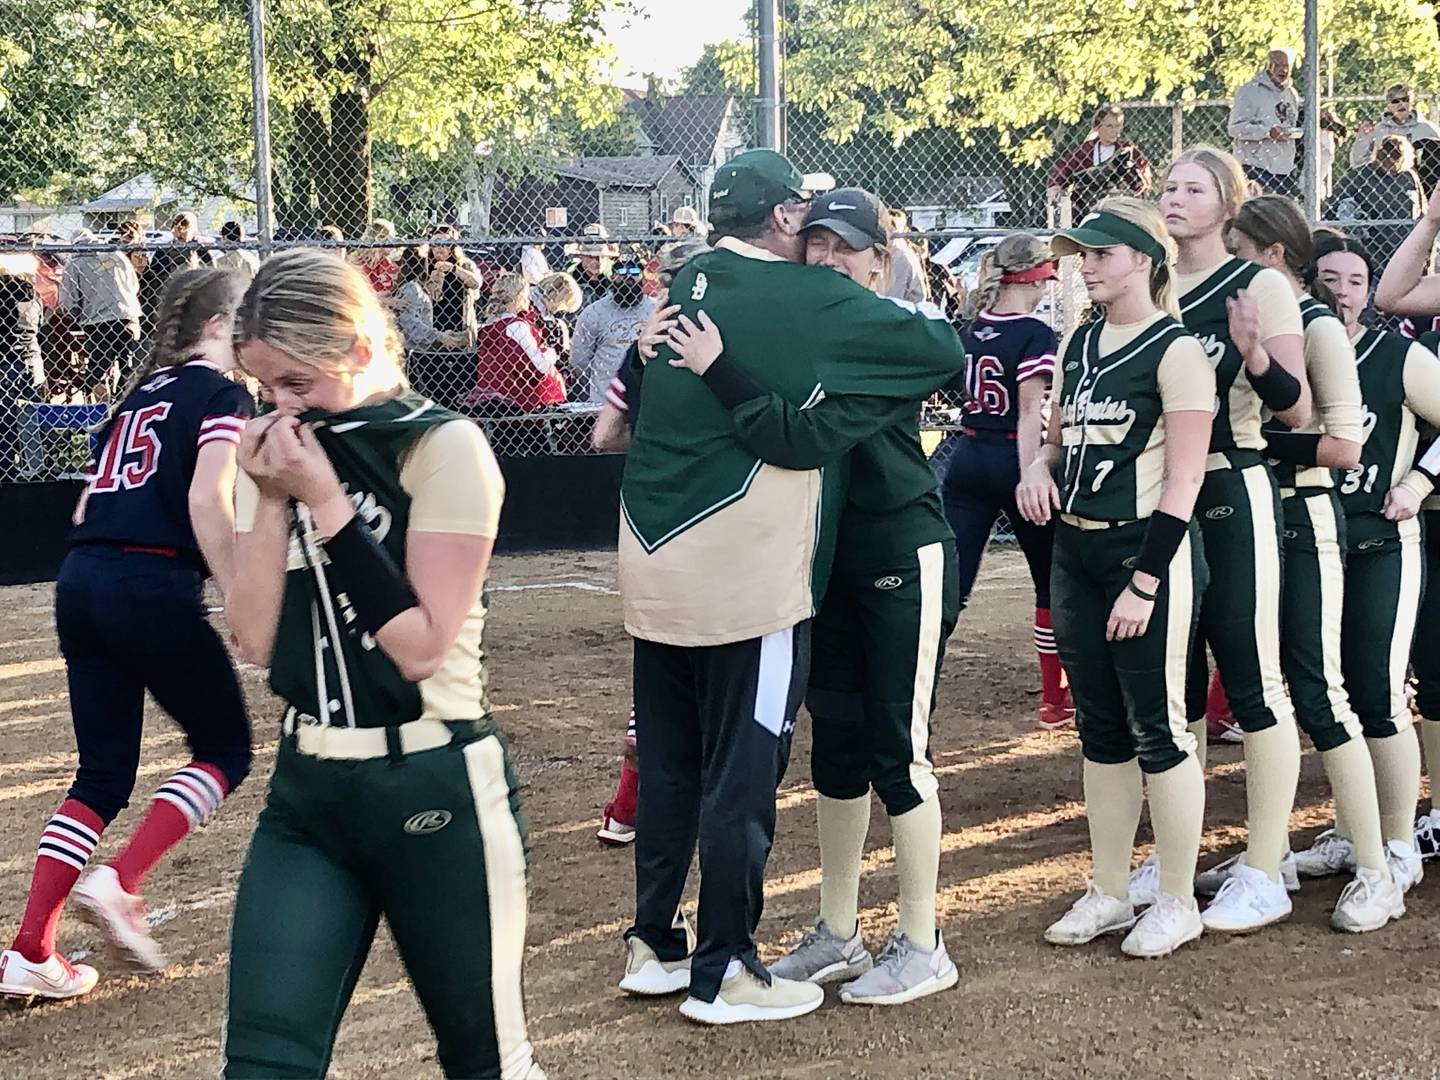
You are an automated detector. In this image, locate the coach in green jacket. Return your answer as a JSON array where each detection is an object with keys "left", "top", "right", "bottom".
[{"left": 615, "top": 150, "right": 966, "bottom": 1025}]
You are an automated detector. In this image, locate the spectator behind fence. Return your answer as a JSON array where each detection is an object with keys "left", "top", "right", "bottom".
[
  {"left": 527, "top": 272, "right": 583, "bottom": 358},
  {"left": 142, "top": 212, "right": 214, "bottom": 336},
  {"left": 318, "top": 224, "right": 346, "bottom": 259},
  {"left": 886, "top": 208, "right": 929, "bottom": 303},
  {"left": 1228, "top": 47, "right": 1301, "bottom": 196},
  {"left": 428, "top": 225, "right": 482, "bottom": 345},
  {"left": 213, "top": 222, "right": 260, "bottom": 281},
  {"left": 565, "top": 224, "right": 617, "bottom": 309},
  {"left": 1326, "top": 134, "right": 1425, "bottom": 269},
  {"left": 465, "top": 272, "right": 566, "bottom": 413},
  {"left": 1350, "top": 84, "right": 1440, "bottom": 169},
  {"left": 352, "top": 219, "right": 400, "bottom": 295},
  {"left": 392, "top": 248, "right": 470, "bottom": 353},
  {"left": 0, "top": 251, "right": 43, "bottom": 479},
  {"left": 1316, "top": 106, "right": 1348, "bottom": 201},
  {"left": 1046, "top": 105, "right": 1153, "bottom": 220},
  {"left": 60, "top": 223, "right": 142, "bottom": 395},
  {"left": 669, "top": 206, "right": 711, "bottom": 237},
  {"left": 568, "top": 254, "right": 656, "bottom": 405}
]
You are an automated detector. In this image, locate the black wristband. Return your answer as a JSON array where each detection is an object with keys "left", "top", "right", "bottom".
[
  {"left": 1263, "top": 430, "right": 1321, "bottom": 466},
  {"left": 1126, "top": 580, "right": 1158, "bottom": 602},
  {"left": 321, "top": 516, "right": 418, "bottom": 635},
  {"left": 1245, "top": 358, "right": 1302, "bottom": 411},
  {"left": 1133, "top": 510, "right": 1189, "bottom": 579},
  {"left": 701, "top": 355, "right": 765, "bottom": 408}
]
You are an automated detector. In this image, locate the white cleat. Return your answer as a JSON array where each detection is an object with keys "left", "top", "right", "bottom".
[
  {"left": 0, "top": 949, "right": 98, "bottom": 1000},
  {"left": 678, "top": 968, "right": 823, "bottom": 1025},
  {"left": 72, "top": 865, "right": 166, "bottom": 972},
  {"left": 1120, "top": 891, "right": 1204, "bottom": 958},
  {"left": 618, "top": 936, "right": 691, "bottom": 996},
  {"left": 1201, "top": 860, "right": 1292, "bottom": 933},
  {"left": 1044, "top": 879, "right": 1137, "bottom": 946},
  {"left": 1330, "top": 866, "right": 1406, "bottom": 933},
  {"left": 1195, "top": 852, "right": 1300, "bottom": 897},
  {"left": 1127, "top": 855, "right": 1159, "bottom": 908},
  {"left": 1291, "top": 829, "right": 1356, "bottom": 878},
  {"left": 1386, "top": 839, "right": 1424, "bottom": 895}
]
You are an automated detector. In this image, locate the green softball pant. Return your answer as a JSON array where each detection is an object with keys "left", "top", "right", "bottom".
[{"left": 1343, "top": 512, "right": 1427, "bottom": 739}]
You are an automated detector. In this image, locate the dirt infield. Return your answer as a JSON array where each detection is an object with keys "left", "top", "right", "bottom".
[{"left": 2, "top": 548, "right": 1438, "bottom": 1080}]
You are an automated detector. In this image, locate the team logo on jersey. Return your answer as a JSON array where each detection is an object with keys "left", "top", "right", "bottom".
[
  {"left": 691, "top": 272, "right": 709, "bottom": 301},
  {"left": 1357, "top": 538, "right": 1385, "bottom": 551},
  {"left": 1197, "top": 333, "right": 1226, "bottom": 366},
  {"left": 1064, "top": 361, "right": 1079, "bottom": 371},
  {"left": 140, "top": 372, "right": 177, "bottom": 394},
  {"left": 973, "top": 326, "right": 1000, "bottom": 342},
  {"left": 1205, "top": 505, "right": 1234, "bottom": 520},
  {"left": 874, "top": 575, "right": 903, "bottom": 590},
  {"left": 1122, "top": 557, "right": 1137, "bottom": 569},
  {"left": 1063, "top": 393, "right": 1137, "bottom": 445},
  {"left": 403, "top": 810, "right": 452, "bottom": 835}
]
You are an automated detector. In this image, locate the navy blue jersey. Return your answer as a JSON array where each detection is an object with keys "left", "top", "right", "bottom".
[
  {"left": 71, "top": 360, "right": 254, "bottom": 563},
  {"left": 948, "top": 311, "right": 1057, "bottom": 433}
]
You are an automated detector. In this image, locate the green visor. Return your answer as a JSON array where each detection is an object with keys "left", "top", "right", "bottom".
[{"left": 1052, "top": 211, "right": 1167, "bottom": 265}]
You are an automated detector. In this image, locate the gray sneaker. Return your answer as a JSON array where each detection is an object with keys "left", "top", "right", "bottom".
[
  {"left": 837, "top": 929, "right": 958, "bottom": 1006},
  {"left": 769, "top": 919, "right": 872, "bottom": 985}
]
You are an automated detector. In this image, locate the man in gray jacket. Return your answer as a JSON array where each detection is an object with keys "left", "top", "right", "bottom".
[
  {"left": 61, "top": 221, "right": 144, "bottom": 396},
  {"left": 1228, "top": 49, "right": 1301, "bottom": 196},
  {"left": 1350, "top": 83, "right": 1440, "bottom": 167}
]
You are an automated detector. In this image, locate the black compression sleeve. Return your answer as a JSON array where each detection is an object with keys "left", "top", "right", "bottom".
[
  {"left": 1246, "top": 358, "right": 1302, "bottom": 411},
  {"left": 321, "top": 517, "right": 419, "bottom": 634},
  {"left": 701, "top": 355, "right": 765, "bottom": 408},
  {"left": 1133, "top": 511, "right": 1190, "bottom": 580},
  {"left": 1263, "top": 430, "right": 1321, "bottom": 466}
]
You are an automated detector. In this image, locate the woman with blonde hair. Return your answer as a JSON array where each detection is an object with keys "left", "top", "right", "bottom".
[
  {"left": 1154, "top": 144, "right": 1310, "bottom": 935},
  {"left": 350, "top": 218, "right": 401, "bottom": 295},
  {"left": 221, "top": 249, "right": 542, "bottom": 1079},
  {"left": 941, "top": 235, "right": 1071, "bottom": 728},
  {"left": 1016, "top": 196, "right": 1214, "bottom": 958},
  {"left": 465, "top": 270, "right": 565, "bottom": 413}
]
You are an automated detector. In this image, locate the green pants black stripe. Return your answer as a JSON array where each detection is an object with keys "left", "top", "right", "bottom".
[
  {"left": 1280, "top": 490, "right": 1362, "bottom": 751},
  {"left": 1052, "top": 519, "right": 1207, "bottom": 774},
  {"left": 223, "top": 726, "right": 540, "bottom": 1080},
  {"left": 1186, "top": 461, "right": 1296, "bottom": 733},
  {"left": 1412, "top": 508, "right": 1440, "bottom": 721},
  {"left": 1343, "top": 513, "right": 1427, "bottom": 739},
  {"left": 808, "top": 541, "right": 959, "bottom": 817}
]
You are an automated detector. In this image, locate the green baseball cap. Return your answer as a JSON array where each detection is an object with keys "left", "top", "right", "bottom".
[
  {"left": 1052, "top": 209, "right": 1168, "bottom": 265},
  {"left": 709, "top": 149, "right": 811, "bottom": 227}
]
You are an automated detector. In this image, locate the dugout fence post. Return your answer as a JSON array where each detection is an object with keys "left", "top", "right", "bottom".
[
  {"left": 248, "top": 0, "right": 277, "bottom": 256},
  {"left": 1301, "top": 0, "right": 1321, "bottom": 220},
  {"left": 756, "top": 0, "right": 783, "bottom": 151}
]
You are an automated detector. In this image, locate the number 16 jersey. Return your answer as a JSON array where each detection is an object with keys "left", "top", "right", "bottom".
[{"left": 953, "top": 310, "right": 1058, "bottom": 433}]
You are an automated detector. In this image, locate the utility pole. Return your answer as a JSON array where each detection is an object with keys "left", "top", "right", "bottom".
[
  {"left": 757, "top": 0, "right": 782, "bottom": 151},
  {"left": 248, "top": 0, "right": 276, "bottom": 253}
]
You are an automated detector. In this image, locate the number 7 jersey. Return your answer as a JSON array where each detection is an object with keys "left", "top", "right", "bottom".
[
  {"left": 72, "top": 360, "right": 255, "bottom": 565},
  {"left": 953, "top": 311, "right": 1058, "bottom": 432}
]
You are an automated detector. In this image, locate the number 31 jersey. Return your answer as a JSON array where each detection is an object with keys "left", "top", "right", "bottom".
[
  {"left": 71, "top": 360, "right": 255, "bottom": 565},
  {"left": 951, "top": 311, "right": 1057, "bottom": 434}
]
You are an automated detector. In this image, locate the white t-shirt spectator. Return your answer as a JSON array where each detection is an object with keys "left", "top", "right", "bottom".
[{"left": 569, "top": 294, "right": 656, "bottom": 406}]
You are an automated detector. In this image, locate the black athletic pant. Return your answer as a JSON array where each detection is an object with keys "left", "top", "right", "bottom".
[
  {"left": 629, "top": 623, "right": 809, "bottom": 1003},
  {"left": 1413, "top": 509, "right": 1440, "bottom": 722},
  {"left": 82, "top": 320, "right": 141, "bottom": 395}
]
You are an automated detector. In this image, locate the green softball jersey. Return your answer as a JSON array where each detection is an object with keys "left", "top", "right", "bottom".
[
  {"left": 1264, "top": 295, "right": 1362, "bottom": 493},
  {"left": 1176, "top": 258, "right": 1303, "bottom": 464},
  {"left": 619, "top": 237, "right": 965, "bottom": 646},
  {"left": 1054, "top": 312, "right": 1215, "bottom": 521},
  {"left": 1341, "top": 327, "right": 1440, "bottom": 517}
]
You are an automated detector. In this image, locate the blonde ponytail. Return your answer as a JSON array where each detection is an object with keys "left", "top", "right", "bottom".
[{"left": 965, "top": 251, "right": 1003, "bottom": 319}]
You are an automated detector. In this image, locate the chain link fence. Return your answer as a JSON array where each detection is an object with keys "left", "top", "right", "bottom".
[{"left": 1, "top": 1, "right": 1437, "bottom": 486}]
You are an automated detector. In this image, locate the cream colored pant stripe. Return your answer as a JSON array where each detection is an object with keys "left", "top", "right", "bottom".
[
  {"left": 1164, "top": 532, "right": 1198, "bottom": 758},
  {"left": 1387, "top": 519, "right": 1425, "bottom": 730},
  {"left": 1241, "top": 466, "right": 1295, "bottom": 724},
  {"left": 907, "top": 542, "right": 945, "bottom": 804}
]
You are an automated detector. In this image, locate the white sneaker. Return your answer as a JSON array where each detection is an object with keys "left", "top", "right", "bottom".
[
  {"left": 1195, "top": 852, "right": 1300, "bottom": 896},
  {"left": 1386, "top": 839, "right": 1424, "bottom": 895},
  {"left": 1414, "top": 809, "right": 1440, "bottom": 860},
  {"left": 618, "top": 936, "right": 691, "bottom": 996},
  {"left": 0, "top": 949, "right": 98, "bottom": 1000},
  {"left": 1120, "top": 891, "right": 1204, "bottom": 958},
  {"left": 1127, "top": 855, "right": 1159, "bottom": 907},
  {"left": 596, "top": 816, "right": 636, "bottom": 846},
  {"left": 72, "top": 865, "right": 166, "bottom": 972},
  {"left": 1330, "top": 866, "right": 1405, "bottom": 933},
  {"left": 1044, "top": 879, "right": 1137, "bottom": 946},
  {"left": 769, "top": 919, "right": 873, "bottom": 985},
  {"left": 678, "top": 968, "right": 823, "bottom": 1025},
  {"left": 837, "top": 930, "right": 958, "bottom": 1006},
  {"left": 1201, "top": 860, "right": 1292, "bottom": 933},
  {"left": 1292, "top": 830, "right": 1356, "bottom": 878}
]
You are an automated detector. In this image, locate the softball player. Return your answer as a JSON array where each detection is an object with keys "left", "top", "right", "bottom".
[
  {"left": 222, "top": 250, "right": 542, "bottom": 1079},
  {"left": 1288, "top": 234, "right": 1440, "bottom": 896},
  {"left": 1215, "top": 198, "right": 1404, "bottom": 929},
  {"left": 941, "top": 235, "right": 1072, "bottom": 729},
  {"left": 666, "top": 188, "right": 961, "bottom": 1005},
  {"left": 0, "top": 268, "right": 253, "bottom": 999},
  {"left": 1158, "top": 146, "right": 1311, "bottom": 934},
  {"left": 1016, "top": 198, "right": 1214, "bottom": 958}
]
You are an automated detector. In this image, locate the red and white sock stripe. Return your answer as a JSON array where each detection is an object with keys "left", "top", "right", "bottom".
[
  {"left": 1033, "top": 621, "right": 1058, "bottom": 656},
  {"left": 153, "top": 765, "right": 226, "bottom": 829},
  {"left": 37, "top": 811, "right": 101, "bottom": 873}
]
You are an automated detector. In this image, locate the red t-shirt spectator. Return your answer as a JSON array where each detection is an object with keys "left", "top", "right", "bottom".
[
  {"left": 364, "top": 256, "right": 400, "bottom": 296},
  {"left": 465, "top": 313, "right": 566, "bottom": 412}
]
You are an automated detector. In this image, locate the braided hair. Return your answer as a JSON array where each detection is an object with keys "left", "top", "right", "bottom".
[{"left": 93, "top": 267, "right": 243, "bottom": 433}]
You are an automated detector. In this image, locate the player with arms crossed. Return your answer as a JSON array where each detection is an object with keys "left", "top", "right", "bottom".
[
  {"left": 222, "top": 250, "right": 542, "bottom": 1079},
  {"left": 942, "top": 234, "right": 1071, "bottom": 729},
  {"left": 1018, "top": 198, "right": 1214, "bottom": 958},
  {"left": 0, "top": 268, "right": 254, "bottom": 999}
]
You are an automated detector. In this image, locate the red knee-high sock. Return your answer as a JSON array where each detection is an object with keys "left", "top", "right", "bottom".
[
  {"left": 10, "top": 798, "right": 105, "bottom": 962},
  {"left": 109, "top": 762, "right": 228, "bottom": 894},
  {"left": 1206, "top": 671, "right": 1231, "bottom": 721},
  {"left": 609, "top": 758, "right": 639, "bottom": 825},
  {"left": 1034, "top": 607, "right": 1067, "bottom": 704}
]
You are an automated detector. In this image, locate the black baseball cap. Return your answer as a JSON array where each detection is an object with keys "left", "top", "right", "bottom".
[
  {"left": 709, "top": 150, "right": 811, "bottom": 227},
  {"left": 800, "top": 188, "right": 888, "bottom": 250}
]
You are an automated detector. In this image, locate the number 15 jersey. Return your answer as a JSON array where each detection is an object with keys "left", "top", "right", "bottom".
[
  {"left": 953, "top": 310, "right": 1058, "bottom": 433},
  {"left": 71, "top": 360, "right": 255, "bottom": 565}
]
